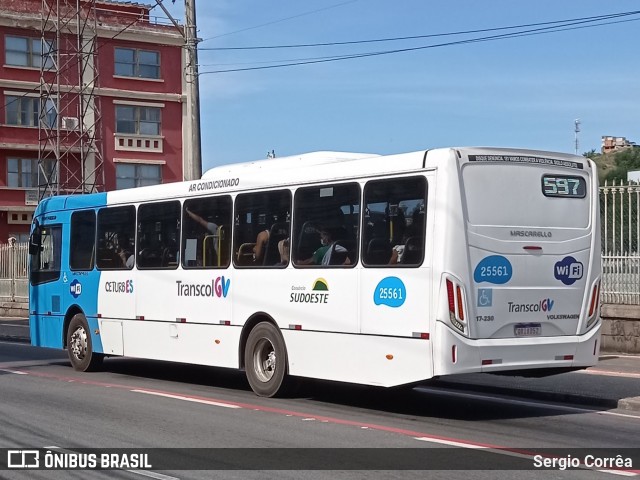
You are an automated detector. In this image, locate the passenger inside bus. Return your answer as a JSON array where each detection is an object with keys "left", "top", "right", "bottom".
[
  {"left": 296, "top": 226, "right": 350, "bottom": 266},
  {"left": 117, "top": 234, "right": 134, "bottom": 269},
  {"left": 185, "top": 207, "right": 220, "bottom": 266},
  {"left": 186, "top": 208, "right": 218, "bottom": 236},
  {"left": 253, "top": 228, "right": 270, "bottom": 263},
  {"left": 388, "top": 209, "right": 424, "bottom": 265}
]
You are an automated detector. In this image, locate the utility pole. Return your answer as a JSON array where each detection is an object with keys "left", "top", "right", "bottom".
[
  {"left": 155, "top": 0, "right": 202, "bottom": 180},
  {"left": 184, "top": 0, "right": 203, "bottom": 180},
  {"left": 574, "top": 119, "right": 581, "bottom": 155}
]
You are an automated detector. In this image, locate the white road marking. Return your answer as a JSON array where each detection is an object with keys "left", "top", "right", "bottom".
[
  {"left": 414, "top": 437, "right": 488, "bottom": 448},
  {"left": 414, "top": 437, "right": 638, "bottom": 476},
  {"left": 580, "top": 369, "right": 640, "bottom": 379},
  {"left": 131, "top": 389, "right": 241, "bottom": 409},
  {"left": 127, "top": 470, "right": 181, "bottom": 480},
  {"left": 0, "top": 369, "right": 27, "bottom": 374}
]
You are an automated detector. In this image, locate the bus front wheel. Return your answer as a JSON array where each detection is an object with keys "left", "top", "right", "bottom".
[
  {"left": 245, "top": 322, "right": 288, "bottom": 397},
  {"left": 67, "top": 314, "right": 103, "bottom": 372}
]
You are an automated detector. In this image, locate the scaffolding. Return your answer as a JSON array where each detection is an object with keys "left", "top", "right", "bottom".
[{"left": 39, "top": 0, "right": 104, "bottom": 199}]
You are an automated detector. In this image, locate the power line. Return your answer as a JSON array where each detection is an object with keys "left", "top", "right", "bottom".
[
  {"left": 199, "top": 14, "right": 640, "bottom": 74},
  {"left": 201, "top": 10, "right": 640, "bottom": 51},
  {"left": 200, "top": 0, "right": 360, "bottom": 41}
]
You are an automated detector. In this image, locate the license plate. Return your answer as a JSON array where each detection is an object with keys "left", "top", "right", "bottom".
[{"left": 514, "top": 323, "right": 542, "bottom": 337}]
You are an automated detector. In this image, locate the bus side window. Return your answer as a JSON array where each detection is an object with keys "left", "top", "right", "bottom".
[
  {"left": 362, "top": 176, "right": 427, "bottom": 267},
  {"left": 70, "top": 210, "right": 95, "bottom": 271},
  {"left": 182, "top": 195, "right": 232, "bottom": 268},
  {"left": 292, "top": 182, "right": 360, "bottom": 267},
  {"left": 233, "top": 190, "right": 291, "bottom": 268},
  {"left": 96, "top": 206, "right": 136, "bottom": 270},
  {"left": 138, "top": 201, "right": 181, "bottom": 269}
]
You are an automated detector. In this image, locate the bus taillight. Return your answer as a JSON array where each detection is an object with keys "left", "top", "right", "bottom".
[
  {"left": 446, "top": 277, "right": 466, "bottom": 334},
  {"left": 587, "top": 280, "right": 600, "bottom": 328},
  {"left": 446, "top": 279, "right": 455, "bottom": 313},
  {"left": 588, "top": 282, "right": 599, "bottom": 317},
  {"left": 456, "top": 285, "right": 465, "bottom": 321}
]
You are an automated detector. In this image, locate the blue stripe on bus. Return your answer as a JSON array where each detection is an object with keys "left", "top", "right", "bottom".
[
  {"left": 29, "top": 315, "right": 64, "bottom": 348},
  {"left": 31, "top": 192, "right": 108, "bottom": 354}
]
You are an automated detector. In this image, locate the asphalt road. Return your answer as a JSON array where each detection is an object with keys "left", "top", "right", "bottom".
[{"left": 0, "top": 339, "right": 639, "bottom": 480}]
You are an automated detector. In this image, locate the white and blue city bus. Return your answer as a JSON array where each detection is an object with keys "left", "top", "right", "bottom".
[{"left": 28, "top": 147, "right": 602, "bottom": 397}]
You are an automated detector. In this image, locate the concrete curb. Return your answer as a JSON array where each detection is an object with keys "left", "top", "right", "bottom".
[
  {"left": 618, "top": 396, "right": 640, "bottom": 412},
  {"left": 0, "top": 304, "right": 29, "bottom": 317}
]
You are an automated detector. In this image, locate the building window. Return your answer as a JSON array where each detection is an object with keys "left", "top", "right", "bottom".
[
  {"left": 5, "top": 95, "right": 56, "bottom": 127},
  {"left": 5, "top": 35, "right": 54, "bottom": 68},
  {"left": 114, "top": 47, "right": 160, "bottom": 79},
  {"left": 116, "top": 163, "right": 162, "bottom": 190},
  {"left": 7, "top": 158, "right": 54, "bottom": 188},
  {"left": 115, "top": 105, "right": 161, "bottom": 135}
]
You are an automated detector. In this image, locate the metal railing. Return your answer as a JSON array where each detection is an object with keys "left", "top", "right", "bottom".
[
  {"left": 0, "top": 241, "right": 29, "bottom": 302},
  {"left": 600, "top": 180, "right": 640, "bottom": 304}
]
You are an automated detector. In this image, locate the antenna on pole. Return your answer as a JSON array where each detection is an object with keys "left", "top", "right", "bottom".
[{"left": 574, "top": 119, "right": 581, "bottom": 155}]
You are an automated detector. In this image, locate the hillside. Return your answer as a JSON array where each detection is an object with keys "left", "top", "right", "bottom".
[{"left": 587, "top": 147, "right": 640, "bottom": 185}]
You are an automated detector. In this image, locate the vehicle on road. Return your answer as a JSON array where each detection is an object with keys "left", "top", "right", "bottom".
[{"left": 28, "top": 147, "right": 602, "bottom": 396}]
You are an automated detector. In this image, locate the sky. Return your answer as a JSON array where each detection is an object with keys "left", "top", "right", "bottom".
[{"left": 157, "top": 1, "right": 640, "bottom": 172}]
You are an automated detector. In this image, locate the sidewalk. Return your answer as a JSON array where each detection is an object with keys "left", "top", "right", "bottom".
[{"left": 1, "top": 316, "right": 639, "bottom": 412}]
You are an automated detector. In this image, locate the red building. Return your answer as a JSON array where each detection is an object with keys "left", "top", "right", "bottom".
[{"left": 0, "top": 0, "right": 186, "bottom": 242}]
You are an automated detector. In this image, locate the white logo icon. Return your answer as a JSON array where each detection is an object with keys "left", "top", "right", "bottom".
[{"left": 7, "top": 450, "right": 40, "bottom": 468}]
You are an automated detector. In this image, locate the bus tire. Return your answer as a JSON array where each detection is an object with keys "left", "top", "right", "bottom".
[
  {"left": 245, "top": 322, "right": 288, "bottom": 397},
  {"left": 67, "top": 314, "right": 103, "bottom": 372}
]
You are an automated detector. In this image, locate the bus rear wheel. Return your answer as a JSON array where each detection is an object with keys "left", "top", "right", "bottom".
[
  {"left": 67, "top": 314, "right": 103, "bottom": 372},
  {"left": 245, "top": 322, "right": 289, "bottom": 397}
]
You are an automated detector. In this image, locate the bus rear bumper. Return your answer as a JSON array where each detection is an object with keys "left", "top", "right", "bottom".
[{"left": 432, "top": 319, "right": 602, "bottom": 377}]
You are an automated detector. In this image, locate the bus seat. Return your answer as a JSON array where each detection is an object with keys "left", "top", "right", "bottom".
[
  {"left": 401, "top": 236, "right": 422, "bottom": 265},
  {"left": 263, "top": 222, "right": 290, "bottom": 265},
  {"left": 203, "top": 234, "right": 217, "bottom": 266},
  {"left": 97, "top": 248, "right": 120, "bottom": 269},
  {"left": 295, "top": 221, "right": 320, "bottom": 261},
  {"left": 236, "top": 242, "right": 255, "bottom": 266}
]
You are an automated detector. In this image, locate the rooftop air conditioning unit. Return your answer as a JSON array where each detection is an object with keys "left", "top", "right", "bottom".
[{"left": 62, "top": 116, "right": 79, "bottom": 130}]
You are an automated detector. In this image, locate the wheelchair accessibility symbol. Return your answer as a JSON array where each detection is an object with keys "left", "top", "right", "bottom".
[{"left": 477, "top": 288, "right": 493, "bottom": 307}]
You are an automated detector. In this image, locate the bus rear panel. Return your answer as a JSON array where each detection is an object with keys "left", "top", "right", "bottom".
[{"left": 432, "top": 148, "right": 601, "bottom": 377}]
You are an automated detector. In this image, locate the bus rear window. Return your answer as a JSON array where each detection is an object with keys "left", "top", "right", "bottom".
[{"left": 462, "top": 164, "right": 590, "bottom": 228}]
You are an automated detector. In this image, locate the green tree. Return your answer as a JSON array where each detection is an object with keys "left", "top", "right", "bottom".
[{"left": 603, "top": 148, "right": 640, "bottom": 184}]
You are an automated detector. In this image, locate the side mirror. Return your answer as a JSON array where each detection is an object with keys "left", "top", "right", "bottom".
[
  {"left": 29, "top": 219, "right": 42, "bottom": 255},
  {"left": 29, "top": 233, "right": 41, "bottom": 255}
]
